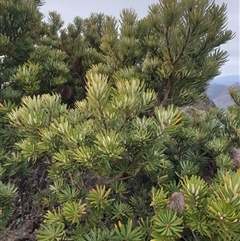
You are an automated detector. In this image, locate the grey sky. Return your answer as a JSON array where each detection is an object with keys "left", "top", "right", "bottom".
[{"left": 40, "top": 0, "right": 239, "bottom": 77}]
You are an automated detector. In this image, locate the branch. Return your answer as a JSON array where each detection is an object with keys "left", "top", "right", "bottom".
[
  {"left": 173, "top": 26, "right": 191, "bottom": 65},
  {"left": 101, "top": 172, "right": 124, "bottom": 185},
  {"left": 165, "top": 28, "right": 174, "bottom": 63},
  {"left": 160, "top": 77, "right": 171, "bottom": 106},
  {"left": 191, "top": 230, "right": 199, "bottom": 241},
  {"left": 99, "top": 171, "right": 136, "bottom": 185}
]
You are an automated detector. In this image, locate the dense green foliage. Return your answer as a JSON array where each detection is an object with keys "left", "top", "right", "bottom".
[{"left": 0, "top": 0, "right": 239, "bottom": 240}]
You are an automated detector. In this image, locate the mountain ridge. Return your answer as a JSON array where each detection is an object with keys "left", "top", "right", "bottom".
[
  {"left": 211, "top": 75, "right": 239, "bottom": 86},
  {"left": 207, "top": 75, "right": 239, "bottom": 109}
]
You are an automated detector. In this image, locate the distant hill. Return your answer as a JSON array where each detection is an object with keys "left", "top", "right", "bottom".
[
  {"left": 211, "top": 75, "right": 239, "bottom": 86},
  {"left": 207, "top": 83, "right": 229, "bottom": 100},
  {"left": 207, "top": 81, "right": 239, "bottom": 109}
]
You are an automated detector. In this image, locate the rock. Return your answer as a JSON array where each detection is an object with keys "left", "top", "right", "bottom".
[
  {"left": 179, "top": 96, "right": 216, "bottom": 116},
  {"left": 229, "top": 148, "right": 240, "bottom": 168},
  {"left": 0, "top": 218, "right": 36, "bottom": 241},
  {"left": 169, "top": 192, "right": 185, "bottom": 213}
]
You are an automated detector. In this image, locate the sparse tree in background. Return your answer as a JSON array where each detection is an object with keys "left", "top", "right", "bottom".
[
  {"left": 0, "top": 0, "right": 45, "bottom": 101},
  {"left": 1, "top": 0, "right": 240, "bottom": 240}
]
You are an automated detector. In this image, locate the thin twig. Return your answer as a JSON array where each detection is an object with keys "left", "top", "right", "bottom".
[{"left": 191, "top": 230, "right": 199, "bottom": 241}]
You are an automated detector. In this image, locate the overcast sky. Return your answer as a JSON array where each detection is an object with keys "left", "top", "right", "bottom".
[{"left": 40, "top": 0, "right": 239, "bottom": 77}]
